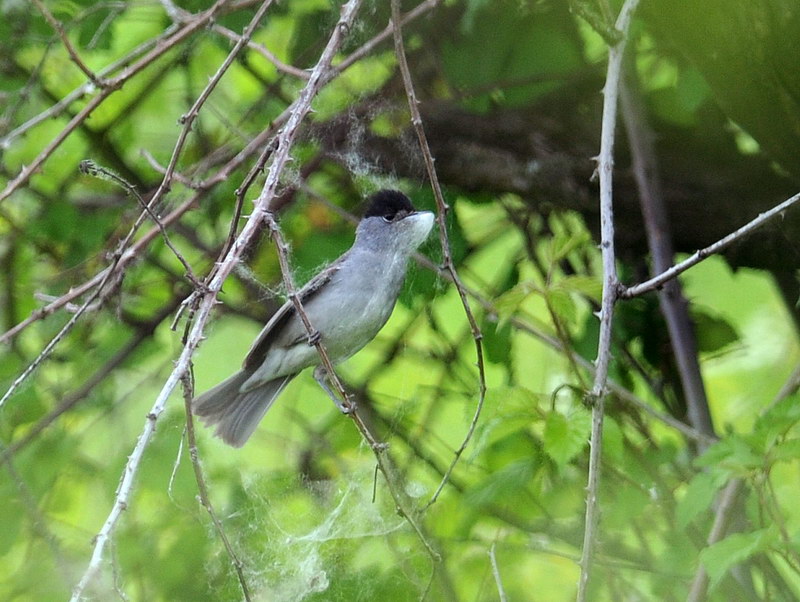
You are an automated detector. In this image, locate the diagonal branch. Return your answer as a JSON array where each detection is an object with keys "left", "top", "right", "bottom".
[
  {"left": 68, "top": 2, "right": 364, "bottom": 598},
  {"left": 621, "top": 188, "right": 800, "bottom": 299},
  {"left": 390, "top": 0, "right": 487, "bottom": 510}
]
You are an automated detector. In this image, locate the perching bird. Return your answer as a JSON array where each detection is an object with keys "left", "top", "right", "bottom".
[{"left": 193, "top": 190, "right": 434, "bottom": 447}]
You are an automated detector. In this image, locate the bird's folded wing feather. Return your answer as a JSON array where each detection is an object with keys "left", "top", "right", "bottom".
[{"left": 242, "top": 259, "right": 343, "bottom": 370}]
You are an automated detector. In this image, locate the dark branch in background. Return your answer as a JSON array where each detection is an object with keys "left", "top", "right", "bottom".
[
  {"left": 577, "top": 1, "right": 640, "bottom": 599},
  {"left": 316, "top": 97, "right": 800, "bottom": 307},
  {"left": 619, "top": 66, "right": 716, "bottom": 442},
  {"left": 390, "top": 0, "right": 487, "bottom": 510},
  {"left": 1, "top": 297, "right": 183, "bottom": 462}
]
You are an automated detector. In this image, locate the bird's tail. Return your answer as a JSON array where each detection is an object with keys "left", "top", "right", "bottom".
[{"left": 192, "top": 371, "right": 294, "bottom": 447}]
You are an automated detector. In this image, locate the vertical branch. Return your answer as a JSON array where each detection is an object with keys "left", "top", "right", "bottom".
[
  {"left": 576, "top": 1, "right": 640, "bottom": 600},
  {"left": 620, "top": 67, "right": 716, "bottom": 443},
  {"left": 180, "top": 373, "right": 252, "bottom": 601},
  {"left": 390, "top": 0, "right": 487, "bottom": 508}
]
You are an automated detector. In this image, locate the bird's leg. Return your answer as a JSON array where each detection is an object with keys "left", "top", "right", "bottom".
[
  {"left": 313, "top": 364, "right": 355, "bottom": 414},
  {"left": 306, "top": 329, "right": 321, "bottom": 346}
]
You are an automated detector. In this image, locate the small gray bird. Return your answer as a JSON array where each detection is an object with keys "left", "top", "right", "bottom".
[{"left": 193, "top": 190, "right": 434, "bottom": 447}]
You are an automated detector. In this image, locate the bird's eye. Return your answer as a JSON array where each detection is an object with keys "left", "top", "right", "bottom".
[{"left": 381, "top": 215, "right": 394, "bottom": 223}]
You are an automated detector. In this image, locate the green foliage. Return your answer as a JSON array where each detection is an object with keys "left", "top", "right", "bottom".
[{"left": 2, "top": 1, "right": 800, "bottom": 601}]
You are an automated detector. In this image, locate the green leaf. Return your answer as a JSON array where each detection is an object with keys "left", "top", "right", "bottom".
[
  {"left": 544, "top": 409, "right": 590, "bottom": 468},
  {"left": 483, "top": 317, "right": 512, "bottom": 365},
  {"left": 556, "top": 274, "right": 603, "bottom": 302},
  {"left": 701, "top": 528, "right": 775, "bottom": 591},
  {"left": 465, "top": 458, "right": 538, "bottom": 508},
  {"left": 494, "top": 281, "right": 538, "bottom": 327},
  {"left": 676, "top": 471, "right": 728, "bottom": 530},
  {"left": 695, "top": 435, "right": 764, "bottom": 474},
  {"left": 692, "top": 308, "right": 739, "bottom": 353},
  {"left": 770, "top": 438, "right": 800, "bottom": 463}
]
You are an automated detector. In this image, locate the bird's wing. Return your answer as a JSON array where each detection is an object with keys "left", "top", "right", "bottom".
[{"left": 242, "top": 258, "right": 344, "bottom": 370}]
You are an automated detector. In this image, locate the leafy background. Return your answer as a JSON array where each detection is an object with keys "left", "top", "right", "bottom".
[{"left": 1, "top": 0, "right": 800, "bottom": 600}]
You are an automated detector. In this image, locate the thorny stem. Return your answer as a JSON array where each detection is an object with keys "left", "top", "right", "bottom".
[
  {"left": 181, "top": 373, "right": 252, "bottom": 601},
  {"left": 621, "top": 189, "right": 800, "bottom": 299},
  {"left": 390, "top": 0, "right": 487, "bottom": 510},
  {"left": 263, "top": 213, "right": 441, "bottom": 563},
  {"left": 68, "top": 2, "right": 364, "bottom": 598},
  {"left": 577, "top": 1, "right": 640, "bottom": 600}
]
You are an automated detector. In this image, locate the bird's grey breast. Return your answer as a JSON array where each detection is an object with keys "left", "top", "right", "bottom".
[{"left": 301, "top": 246, "right": 408, "bottom": 361}]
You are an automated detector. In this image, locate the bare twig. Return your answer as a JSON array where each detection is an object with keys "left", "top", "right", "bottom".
[
  {"left": 390, "top": 0, "right": 486, "bottom": 510},
  {"left": 180, "top": 373, "right": 252, "bottom": 601},
  {"left": 489, "top": 543, "right": 509, "bottom": 602},
  {"left": 0, "top": 0, "right": 231, "bottom": 205},
  {"left": 80, "top": 160, "right": 204, "bottom": 287},
  {"left": 30, "top": 0, "right": 104, "bottom": 86},
  {"left": 621, "top": 189, "right": 800, "bottom": 299},
  {"left": 577, "top": 1, "right": 640, "bottom": 599},
  {"left": 208, "top": 23, "right": 311, "bottom": 80},
  {"left": 68, "top": 3, "right": 367, "bottom": 597}
]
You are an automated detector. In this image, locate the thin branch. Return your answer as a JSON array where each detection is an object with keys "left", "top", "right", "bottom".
[
  {"left": 621, "top": 189, "right": 800, "bottom": 298},
  {"left": 30, "top": 0, "right": 104, "bottom": 87},
  {"left": 79, "top": 160, "right": 204, "bottom": 287},
  {"left": 390, "top": 0, "right": 486, "bottom": 510},
  {"left": 489, "top": 543, "right": 509, "bottom": 602},
  {"left": 1, "top": 299, "right": 182, "bottom": 461},
  {"left": 0, "top": 24, "right": 179, "bottom": 149},
  {"left": 686, "top": 479, "right": 743, "bottom": 602},
  {"left": 208, "top": 22, "right": 311, "bottom": 80},
  {"left": 180, "top": 373, "right": 252, "bottom": 601},
  {"left": 0, "top": 0, "right": 230, "bottom": 204},
  {"left": 577, "top": 1, "right": 640, "bottom": 600},
  {"left": 69, "top": 3, "right": 366, "bottom": 597}
]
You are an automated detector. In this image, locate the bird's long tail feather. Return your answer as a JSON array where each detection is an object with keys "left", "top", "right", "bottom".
[{"left": 192, "top": 371, "right": 294, "bottom": 447}]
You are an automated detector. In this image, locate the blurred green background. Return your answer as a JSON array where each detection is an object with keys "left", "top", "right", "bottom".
[{"left": 2, "top": 0, "right": 800, "bottom": 600}]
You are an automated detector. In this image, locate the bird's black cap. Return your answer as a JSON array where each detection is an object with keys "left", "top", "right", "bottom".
[{"left": 364, "top": 189, "right": 415, "bottom": 219}]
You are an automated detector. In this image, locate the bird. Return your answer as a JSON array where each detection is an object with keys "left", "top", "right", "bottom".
[{"left": 193, "top": 190, "right": 435, "bottom": 447}]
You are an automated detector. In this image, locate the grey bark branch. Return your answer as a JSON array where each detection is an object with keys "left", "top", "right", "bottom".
[{"left": 577, "top": 2, "right": 640, "bottom": 599}]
